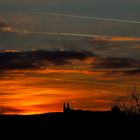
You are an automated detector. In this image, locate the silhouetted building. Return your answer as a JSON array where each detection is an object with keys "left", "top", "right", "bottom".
[{"left": 63, "top": 102, "right": 72, "bottom": 113}]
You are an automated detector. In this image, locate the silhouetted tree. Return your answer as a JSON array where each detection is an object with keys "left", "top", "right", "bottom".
[
  {"left": 111, "top": 105, "right": 121, "bottom": 115},
  {"left": 111, "top": 87, "right": 140, "bottom": 114},
  {"left": 130, "top": 87, "right": 140, "bottom": 113}
]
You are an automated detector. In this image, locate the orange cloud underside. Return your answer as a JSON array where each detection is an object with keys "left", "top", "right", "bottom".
[
  {"left": 91, "top": 36, "right": 140, "bottom": 42},
  {"left": 110, "top": 37, "right": 140, "bottom": 42}
]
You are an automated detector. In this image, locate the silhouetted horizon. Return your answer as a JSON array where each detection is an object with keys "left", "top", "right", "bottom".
[{"left": 0, "top": 101, "right": 140, "bottom": 139}]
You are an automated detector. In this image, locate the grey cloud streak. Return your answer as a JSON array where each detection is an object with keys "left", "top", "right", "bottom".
[{"left": 92, "top": 57, "right": 140, "bottom": 69}]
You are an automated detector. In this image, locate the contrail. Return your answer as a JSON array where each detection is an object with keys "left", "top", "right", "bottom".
[
  {"left": 17, "top": 31, "right": 140, "bottom": 40},
  {"left": 1, "top": 29, "right": 140, "bottom": 40},
  {"left": 10, "top": 10, "right": 140, "bottom": 24},
  {"left": 0, "top": 29, "right": 100, "bottom": 37},
  {"left": 0, "top": 30, "right": 106, "bottom": 37},
  {"left": 25, "top": 31, "right": 105, "bottom": 38},
  {"left": 46, "top": 78, "right": 140, "bottom": 88},
  {"left": 42, "top": 12, "right": 140, "bottom": 24},
  {"left": 12, "top": 31, "right": 140, "bottom": 41}
]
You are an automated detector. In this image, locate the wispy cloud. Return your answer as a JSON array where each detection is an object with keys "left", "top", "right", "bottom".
[
  {"left": 11, "top": 11, "right": 140, "bottom": 24},
  {"left": 0, "top": 22, "right": 13, "bottom": 32},
  {"left": 1, "top": 49, "right": 140, "bottom": 77},
  {"left": 1, "top": 20, "right": 140, "bottom": 41}
]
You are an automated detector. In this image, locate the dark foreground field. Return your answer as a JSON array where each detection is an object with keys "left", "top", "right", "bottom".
[{"left": 0, "top": 110, "right": 140, "bottom": 138}]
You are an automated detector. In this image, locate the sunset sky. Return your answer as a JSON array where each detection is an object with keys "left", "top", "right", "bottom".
[{"left": 0, "top": 0, "right": 140, "bottom": 114}]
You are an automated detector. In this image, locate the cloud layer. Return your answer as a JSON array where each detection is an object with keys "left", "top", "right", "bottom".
[
  {"left": 0, "top": 50, "right": 94, "bottom": 70},
  {"left": 1, "top": 49, "right": 140, "bottom": 76}
]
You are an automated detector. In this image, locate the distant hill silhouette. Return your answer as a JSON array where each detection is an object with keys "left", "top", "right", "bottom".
[{"left": 0, "top": 102, "right": 140, "bottom": 138}]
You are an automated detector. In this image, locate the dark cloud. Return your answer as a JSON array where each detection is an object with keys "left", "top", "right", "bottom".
[
  {"left": 92, "top": 57, "right": 140, "bottom": 69},
  {"left": 91, "top": 37, "right": 112, "bottom": 45},
  {"left": 122, "top": 68, "right": 140, "bottom": 75},
  {"left": 0, "top": 22, "right": 8, "bottom": 28},
  {"left": 91, "top": 56, "right": 140, "bottom": 76},
  {"left": 0, "top": 50, "right": 94, "bottom": 70},
  {"left": 0, "top": 106, "right": 23, "bottom": 114}
]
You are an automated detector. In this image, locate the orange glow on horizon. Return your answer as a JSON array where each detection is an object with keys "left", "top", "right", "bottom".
[{"left": 0, "top": 69, "right": 140, "bottom": 115}]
